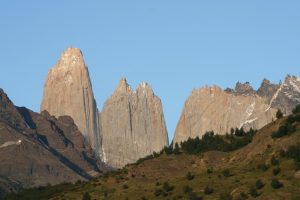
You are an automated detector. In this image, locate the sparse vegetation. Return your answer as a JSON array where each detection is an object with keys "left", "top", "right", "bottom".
[{"left": 2, "top": 113, "right": 299, "bottom": 200}]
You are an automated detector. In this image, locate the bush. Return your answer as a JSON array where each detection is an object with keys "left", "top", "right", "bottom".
[
  {"left": 255, "top": 179, "right": 264, "bottom": 189},
  {"left": 183, "top": 185, "right": 193, "bottom": 194},
  {"left": 258, "top": 164, "right": 269, "bottom": 171},
  {"left": 249, "top": 187, "right": 259, "bottom": 197},
  {"left": 186, "top": 172, "right": 195, "bottom": 180},
  {"left": 222, "top": 169, "right": 232, "bottom": 177},
  {"left": 239, "top": 192, "right": 248, "bottom": 200},
  {"left": 292, "top": 104, "right": 300, "bottom": 114},
  {"left": 82, "top": 192, "right": 91, "bottom": 200},
  {"left": 173, "top": 143, "right": 180, "bottom": 154},
  {"left": 153, "top": 189, "right": 163, "bottom": 197},
  {"left": 285, "top": 143, "right": 300, "bottom": 162},
  {"left": 273, "top": 167, "right": 281, "bottom": 175},
  {"left": 123, "top": 184, "right": 129, "bottom": 189},
  {"left": 219, "top": 192, "right": 233, "bottom": 200},
  {"left": 188, "top": 192, "right": 203, "bottom": 200},
  {"left": 207, "top": 168, "right": 213, "bottom": 174},
  {"left": 276, "top": 109, "right": 284, "bottom": 119},
  {"left": 204, "top": 185, "right": 214, "bottom": 195},
  {"left": 271, "top": 178, "right": 283, "bottom": 189},
  {"left": 271, "top": 157, "right": 279, "bottom": 166},
  {"left": 163, "top": 182, "right": 174, "bottom": 192}
]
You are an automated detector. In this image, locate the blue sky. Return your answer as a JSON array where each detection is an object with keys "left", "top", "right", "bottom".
[{"left": 0, "top": 1, "right": 299, "bottom": 141}]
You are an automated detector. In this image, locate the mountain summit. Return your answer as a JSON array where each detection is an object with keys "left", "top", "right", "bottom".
[
  {"left": 100, "top": 79, "right": 169, "bottom": 168},
  {"left": 174, "top": 75, "right": 300, "bottom": 145},
  {"left": 40, "top": 48, "right": 101, "bottom": 156}
]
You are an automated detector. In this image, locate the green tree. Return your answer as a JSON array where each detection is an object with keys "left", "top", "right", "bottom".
[
  {"left": 292, "top": 104, "right": 300, "bottom": 114},
  {"left": 271, "top": 178, "right": 283, "bottom": 189},
  {"left": 276, "top": 109, "right": 283, "bottom": 119},
  {"left": 186, "top": 172, "right": 195, "bottom": 180},
  {"left": 82, "top": 192, "right": 91, "bottom": 200},
  {"left": 256, "top": 179, "right": 264, "bottom": 189}
]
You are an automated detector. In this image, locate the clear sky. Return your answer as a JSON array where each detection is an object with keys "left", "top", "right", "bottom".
[{"left": 0, "top": 1, "right": 299, "bottom": 142}]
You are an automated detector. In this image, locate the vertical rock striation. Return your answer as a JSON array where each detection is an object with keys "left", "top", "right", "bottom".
[
  {"left": 40, "top": 48, "right": 101, "bottom": 156},
  {"left": 100, "top": 78, "right": 168, "bottom": 168}
]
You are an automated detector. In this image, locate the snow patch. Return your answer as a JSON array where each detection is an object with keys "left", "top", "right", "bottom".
[
  {"left": 239, "top": 118, "right": 258, "bottom": 129},
  {"left": 101, "top": 146, "right": 107, "bottom": 163},
  {"left": 0, "top": 140, "right": 22, "bottom": 149},
  {"left": 246, "top": 102, "right": 255, "bottom": 117},
  {"left": 268, "top": 84, "right": 283, "bottom": 107},
  {"left": 289, "top": 78, "right": 300, "bottom": 92}
]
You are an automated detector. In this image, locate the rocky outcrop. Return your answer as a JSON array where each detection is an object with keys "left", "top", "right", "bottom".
[
  {"left": 40, "top": 48, "right": 101, "bottom": 156},
  {"left": 0, "top": 89, "right": 103, "bottom": 196},
  {"left": 258, "top": 75, "right": 300, "bottom": 114},
  {"left": 100, "top": 79, "right": 168, "bottom": 168},
  {"left": 173, "top": 75, "right": 300, "bottom": 144},
  {"left": 173, "top": 86, "right": 276, "bottom": 144}
]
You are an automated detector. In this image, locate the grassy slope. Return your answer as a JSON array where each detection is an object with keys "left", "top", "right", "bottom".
[{"left": 3, "top": 116, "right": 300, "bottom": 200}]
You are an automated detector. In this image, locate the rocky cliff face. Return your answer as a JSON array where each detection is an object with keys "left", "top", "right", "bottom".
[
  {"left": 41, "top": 48, "right": 101, "bottom": 156},
  {"left": 0, "top": 89, "right": 103, "bottom": 196},
  {"left": 100, "top": 79, "right": 168, "bottom": 168},
  {"left": 174, "top": 75, "right": 300, "bottom": 144},
  {"left": 258, "top": 75, "right": 300, "bottom": 114}
]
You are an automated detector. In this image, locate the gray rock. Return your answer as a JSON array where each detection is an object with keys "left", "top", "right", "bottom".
[
  {"left": 174, "top": 75, "right": 300, "bottom": 144},
  {"left": 100, "top": 78, "right": 168, "bottom": 168},
  {"left": 41, "top": 48, "right": 101, "bottom": 156}
]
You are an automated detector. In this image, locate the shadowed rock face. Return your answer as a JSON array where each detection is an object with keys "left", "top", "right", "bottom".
[
  {"left": 174, "top": 75, "right": 300, "bottom": 144},
  {"left": 41, "top": 48, "right": 101, "bottom": 156},
  {"left": 100, "top": 79, "right": 168, "bottom": 168},
  {"left": 0, "top": 89, "right": 103, "bottom": 196}
]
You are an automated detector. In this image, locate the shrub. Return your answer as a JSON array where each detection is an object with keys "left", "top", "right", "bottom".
[
  {"left": 222, "top": 169, "right": 232, "bottom": 177},
  {"left": 255, "top": 179, "right": 264, "bottom": 189},
  {"left": 239, "top": 192, "right": 248, "bottom": 200},
  {"left": 163, "top": 182, "right": 174, "bottom": 192},
  {"left": 271, "top": 178, "right": 283, "bottom": 189},
  {"left": 153, "top": 189, "right": 163, "bottom": 197},
  {"left": 271, "top": 157, "right": 279, "bottom": 166},
  {"left": 123, "top": 184, "right": 129, "bottom": 189},
  {"left": 286, "top": 143, "right": 300, "bottom": 162},
  {"left": 273, "top": 167, "right": 281, "bottom": 175},
  {"left": 207, "top": 168, "right": 213, "bottom": 174},
  {"left": 292, "top": 104, "right": 300, "bottom": 114},
  {"left": 183, "top": 185, "right": 193, "bottom": 194},
  {"left": 276, "top": 109, "right": 283, "bottom": 119},
  {"left": 249, "top": 187, "right": 259, "bottom": 197},
  {"left": 204, "top": 185, "right": 214, "bottom": 195},
  {"left": 82, "top": 192, "right": 91, "bottom": 200},
  {"left": 219, "top": 192, "right": 233, "bottom": 200},
  {"left": 258, "top": 164, "right": 269, "bottom": 171},
  {"left": 173, "top": 143, "right": 180, "bottom": 154},
  {"left": 188, "top": 192, "right": 203, "bottom": 200},
  {"left": 186, "top": 172, "right": 195, "bottom": 180}
]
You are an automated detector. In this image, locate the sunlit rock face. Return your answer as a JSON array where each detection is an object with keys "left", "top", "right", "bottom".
[
  {"left": 41, "top": 48, "right": 101, "bottom": 156},
  {"left": 173, "top": 75, "right": 300, "bottom": 144},
  {"left": 100, "top": 79, "right": 168, "bottom": 168}
]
